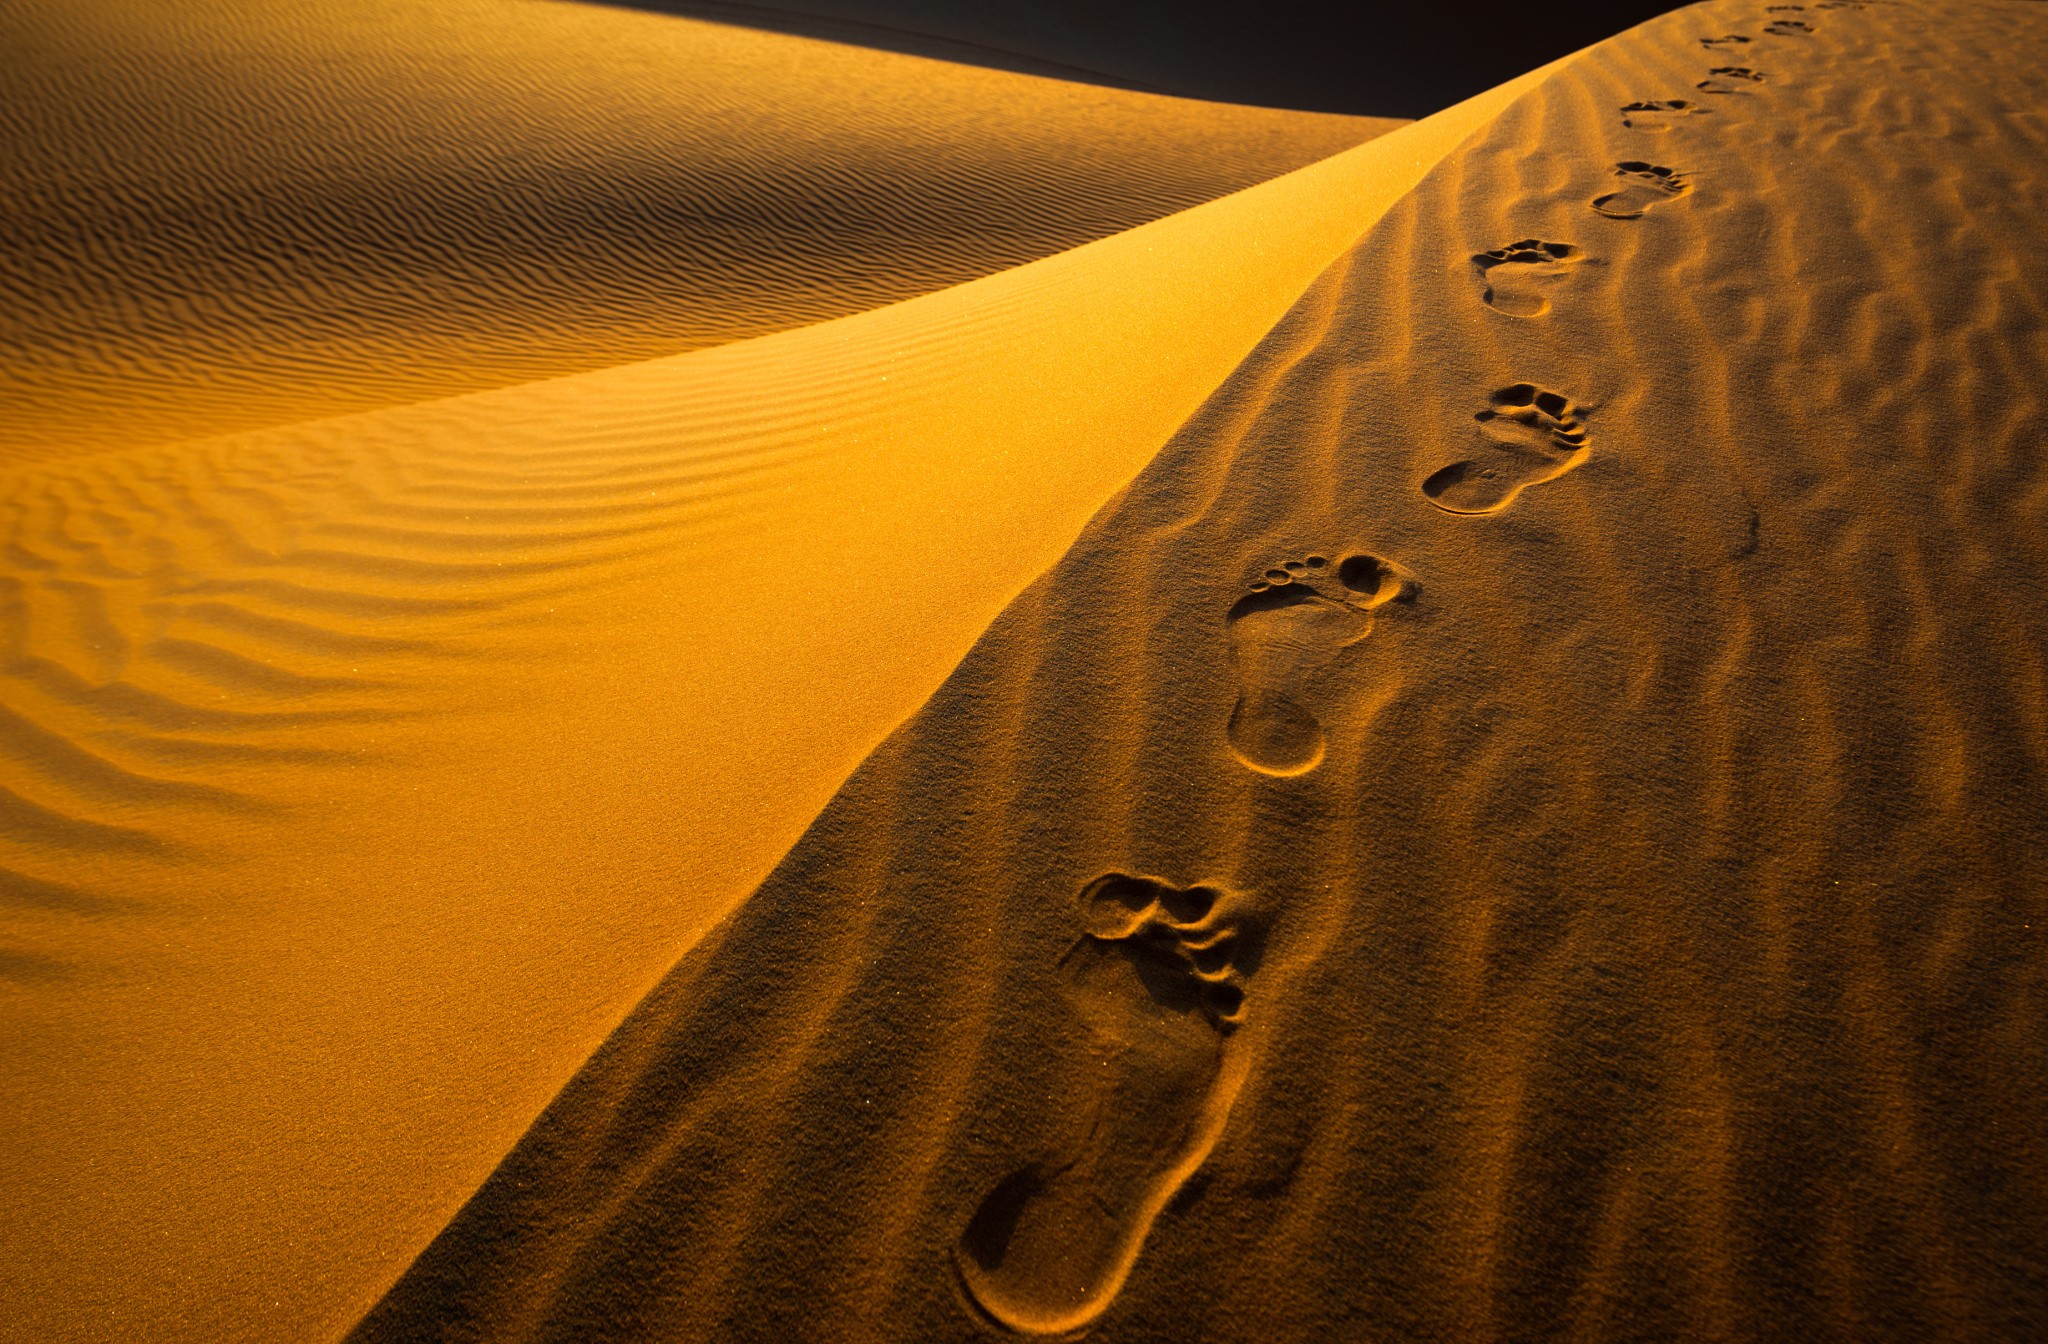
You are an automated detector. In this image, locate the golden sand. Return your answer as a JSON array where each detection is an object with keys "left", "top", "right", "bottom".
[
  {"left": 9, "top": 0, "right": 2048, "bottom": 1338},
  {"left": 354, "top": 0, "right": 2048, "bottom": 1339},
  {"left": 0, "top": 36, "right": 1541, "bottom": 1340}
]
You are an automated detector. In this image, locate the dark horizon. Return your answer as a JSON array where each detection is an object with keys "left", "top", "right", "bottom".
[{"left": 585, "top": 0, "right": 1679, "bottom": 118}]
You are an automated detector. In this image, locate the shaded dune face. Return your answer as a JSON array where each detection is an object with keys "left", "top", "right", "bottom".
[
  {"left": 356, "top": 0, "right": 2048, "bottom": 1340},
  {"left": 0, "top": 0, "right": 1394, "bottom": 463}
]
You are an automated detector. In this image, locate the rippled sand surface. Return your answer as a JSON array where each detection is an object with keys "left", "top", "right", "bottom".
[
  {"left": 0, "top": 11, "right": 1522, "bottom": 1336},
  {"left": 0, "top": 0, "right": 1395, "bottom": 462},
  {"left": 355, "top": 1, "right": 2048, "bottom": 1340}
]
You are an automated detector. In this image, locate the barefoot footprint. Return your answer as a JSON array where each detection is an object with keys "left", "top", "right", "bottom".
[
  {"left": 1701, "top": 33, "right": 1753, "bottom": 47},
  {"left": 1423, "top": 384, "right": 1590, "bottom": 516},
  {"left": 1697, "top": 66, "right": 1768, "bottom": 93},
  {"left": 956, "top": 874, "right": 1255, "bottom": 1336},
  {"left": 1591, "top": 161, "right": 1692, "bottom": 219},
  {"left": 1471, "top": 239, "right": 1584, "bottom": 317},
  {"left": 1621, "top": 98, "right": 1709, "bottom": 132},
  {"left": 1223, "top": 552, "right": 1415, "bottom": 776}
]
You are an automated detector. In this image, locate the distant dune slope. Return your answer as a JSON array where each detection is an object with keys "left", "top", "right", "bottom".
[
  {"left": 354, "top": 1, "right": 2048, "bottom": 1340},
  {"left": 0, "top": 0, "right": 1395, "bottom": 463},
  {"left": 0, "top": 77, "right": 1538, "bottom": 1344}
]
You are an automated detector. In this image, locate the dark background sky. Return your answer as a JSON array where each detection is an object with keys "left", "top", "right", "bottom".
[{"left": 599, "top": 0, "right": 1686, "bottom": 118}]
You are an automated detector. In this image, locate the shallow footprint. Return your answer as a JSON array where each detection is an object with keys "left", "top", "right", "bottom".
[
  {"left": 956, "top": 874, "right": 1255, "bottom": 1337},
  {"left": 1764, "top": 18, "right": 1815, "bottom": 33},
  {"left": 1423, "top": 383, "right": 1590, "bottom": 516},
  {"left": 1591, "top": 161, "right": 1692, "bottom": 219},
  {"left": 1621, "top": 98, "right": 1710, "bottom": 132},
  {"left": 1223, "top": 553, "right": 1415, "bottom": 776},
  {"left": 1471, "top": 239, "right": 1584, "bottom": 317},
  {"left": 1701, "top": 33, "right": 1754, "bottom": 47},
  {"left": 1697, "top": 65, "right": 1768, "bottom": 93}
]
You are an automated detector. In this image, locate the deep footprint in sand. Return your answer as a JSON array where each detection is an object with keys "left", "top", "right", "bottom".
[
  {"left": 956, "top": 874, "right": 1256, "bottom": 1337},
  {"left": 1592, "top": 161, "right": 1692, "bottom": 218},
  {"left": 1472, "top": 239, "right": 1584, "bottom": 317},
  {"left": 1764, "top": 18, "right": 1815, "bottom": 34},
  {"left": 1423, "top": 384, "right": 1590, "bottom": 516},
  {"left": 1701, "top": 32, "right": 1754, "bottom": 47},
  {"left": 1697, "top": 65, "right": 1768, "bottom": 93},
  {"left": 1223, "top": 553, "right": 1415, "bottom": 776},
  {"left": 1622, "top": 98, "right": 1710, "bottom": 132}
]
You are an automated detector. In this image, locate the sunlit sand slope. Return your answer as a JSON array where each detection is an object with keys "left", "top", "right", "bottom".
[
  {"left": 356, "top": 2, "right": 2048, "bottom": 1340},
  {"left": 0, "top": 0, "right": 1395, "bottom": 463},
  {"left": 0, "top": 80, "right": 1532, "bottom": 1344}
]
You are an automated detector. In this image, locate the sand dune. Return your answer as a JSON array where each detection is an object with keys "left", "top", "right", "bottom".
[
  {"left": 0, "top": 0, "right": 1395, "bottom": 463},
  {"left": 0, "top": 70, "right": 1542, "bottom": 1343},
  {"left": 355, "top": 1, "right": 2048, "bottom": 1339}
]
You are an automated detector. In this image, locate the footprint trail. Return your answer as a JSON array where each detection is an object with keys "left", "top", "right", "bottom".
[{"left": 955, "top": 874, "right": 1256, "bottom": 1337}]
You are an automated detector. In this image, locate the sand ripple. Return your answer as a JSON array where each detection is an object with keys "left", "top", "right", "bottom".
[{"left": 356, "top": 1, "right": 2048, "bottom": 1337}]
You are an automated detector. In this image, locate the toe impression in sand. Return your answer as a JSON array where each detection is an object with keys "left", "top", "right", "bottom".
[
  {"left": 955, "top": 873, "right": 1256, "bottom": 1337},
  {"left": 1223, "top": 553, "right": 1417, "bottom": 776},
  {"left": 1591, "top": 161, "right": 1692, "bottom": 219},
  {"left": 1423, "top": 383, "right": 1590, "bottom": 516},
  {"left": 1471, "top": 239, "right": 1585, "bottom": 317}
]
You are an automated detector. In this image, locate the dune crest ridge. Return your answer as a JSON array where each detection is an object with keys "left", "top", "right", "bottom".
[
  {"left": 0, "top": 74, "right": 1541, "bottom": 1344},
  {"left": 354, "top": 0, "right": 2048, "bottom": 1339}
]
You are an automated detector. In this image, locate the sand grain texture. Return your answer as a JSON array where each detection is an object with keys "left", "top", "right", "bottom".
[{"left": 355, "top": 1, "right": 2048, "bottom": 1339}]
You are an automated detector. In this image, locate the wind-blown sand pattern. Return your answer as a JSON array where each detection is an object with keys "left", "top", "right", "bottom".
[
  {"left": 356, "top": 1, "right": 2048, "bottom": 1339},
  {"left": 0, "top": 74, "right": 1541, "bottom": 1343},
  {"left": 0, "top": 0, "right": 1396, "bottom": 463}
]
